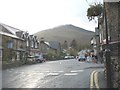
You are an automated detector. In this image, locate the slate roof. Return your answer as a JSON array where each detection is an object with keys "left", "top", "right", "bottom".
[
  {"left": 44, "top": 41, "right": 61, "bottom": 50},
  {"left": 44, "top": 41, "right": 50, "bottom": 46},
  {"left": 0, "top": 31, "right": 24, "bottom": 40},
  {"left": 16, "top": 31, "right": 24, "bottom": 38},
  {"left": 49, "top": 41, "right": 61, "bottom": 50},
  {"left": 0, "top": 23, "right": 25, "bottom": 40},
  {"left": 0, "top": 23, "right": 39, "bottom": 42},
  {"left": 0, "top": 23, "right": 22, "bottom": 35}
]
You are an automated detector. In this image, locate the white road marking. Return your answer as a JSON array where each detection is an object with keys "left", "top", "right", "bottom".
[
  {"left": 47, "top": 73, "right": 59, "bottom": 76},
  {"left": 70, "top": 71, "right": 78, "bottom": 73},
  {"left": 64, "top": 73, "right": 78, "bottom": 76},
  {"left": 70, "top": 70, "right": 84, "bottom": 72},
  {"left": 53, "top": 71, "right": 64, "bottom": 73}
]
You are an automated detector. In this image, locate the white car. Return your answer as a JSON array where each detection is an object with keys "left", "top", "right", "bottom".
[
  {"left": 86, "top": 56, "right": 92, "bottom": 62},
  {"left": 64, "top": 56, "right": 74, "bottom": 59}
]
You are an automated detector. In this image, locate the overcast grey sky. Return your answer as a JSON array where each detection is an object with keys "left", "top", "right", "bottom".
[{"left": 0, "top": 0, "right": 103, "bottom": 34}]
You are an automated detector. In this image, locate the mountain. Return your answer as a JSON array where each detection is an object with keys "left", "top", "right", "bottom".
[{"left": 34, "top": 24, "right": 95, "bottom": 46}]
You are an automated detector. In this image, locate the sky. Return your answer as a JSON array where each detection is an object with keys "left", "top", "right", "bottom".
[{"left": 0, "top": 0, "right": 103, "bottom": 34}]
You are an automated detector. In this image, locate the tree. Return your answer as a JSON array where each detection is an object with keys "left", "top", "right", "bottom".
[
  {"left": 62, "top": 40, "right": 68, "bottom": 50},
  {"left": 70, "top": 39, "right": 77, "bottom": 50},
  {"left": 87, "top": 3, "right": 103, "bottom": 21}
]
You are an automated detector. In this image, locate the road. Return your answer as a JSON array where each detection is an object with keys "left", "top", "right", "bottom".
[{"left": 2, "top": 59, "right": 105, "bottom": 88}]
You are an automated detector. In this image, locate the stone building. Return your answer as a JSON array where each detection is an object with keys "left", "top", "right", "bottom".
[
  {"left": 0, "top": 34, "right": 2, "bottom": 62},
  {"left": 28, "top": 35, "right": 40, "bottom": 56},
  {"left": 40, "top": 40, "right": 61, "bottom": 55},
  {"left": 2, "top": 32, "right": 25, "bottom": 61},
  {"left": 99, "top": 2, "right": 119, "bottom": 88},
  {"left": 0, "top": 23, "right": 26, "bottom": 65},
  {"left": 0, "top": 23, "right": 40, "bottom": 67}
]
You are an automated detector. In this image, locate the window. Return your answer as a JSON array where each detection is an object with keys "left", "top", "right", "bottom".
[
  {"left": 35, "top": 42, "right": 38, "bottom": 48},
  {"left": 7, "top": 41, "right": 13, "bottom": 48},
  {"left": 31, "top": 41, "right": 34, "bottom": 48},
  {"left": 26, "top": 40, "right": 29, "bottom": 47}
]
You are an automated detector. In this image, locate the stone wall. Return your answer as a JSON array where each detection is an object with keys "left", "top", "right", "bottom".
[
  {"left": 105, "top": 2, "right": 119, "bottom": 88},
  {"left": 105, "top": 2, "right": 119, "bottom": 42},
  {"left": 118, "top": 2, "right": 120, "bottom": 89}
]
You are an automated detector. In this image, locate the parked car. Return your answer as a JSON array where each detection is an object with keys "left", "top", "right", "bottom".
[
  {"left": 27, "top": 55, "right": 36, "bottom": 64},
  {"left": 86, "top": 56, "right": 93, "bottom": 63},
  {"left": 27, "top": 55, "right": 35, "bottom": 61},
  {"left": 78, "top": 55, "right": 86, "bottom": 61},
  {"left": 34, "top": 55, "right": 44, "bottom": 63},
  {"left": 64, "top": 55, "right": 74, "bottom": 59}
]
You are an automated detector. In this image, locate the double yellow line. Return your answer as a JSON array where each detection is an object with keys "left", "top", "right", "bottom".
[{"left": 90, "top": 70, "right": 99, "bottom": 90}]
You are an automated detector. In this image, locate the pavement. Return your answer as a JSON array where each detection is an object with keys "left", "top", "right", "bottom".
[
  {"left": 98, "top": 70, "right": 107, "bottom": 88},
  {"left": 89, "top": 69, "right": 107, "bottom": 89},
  {"left": 88, "top": 61, "right": 107, "bottom": 89}
]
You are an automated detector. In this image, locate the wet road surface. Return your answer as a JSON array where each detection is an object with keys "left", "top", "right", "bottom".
[{"left": 2, "top": 59, "right": 105, "bottom": 88}]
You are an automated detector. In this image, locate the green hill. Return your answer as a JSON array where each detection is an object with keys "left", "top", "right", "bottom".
[{"left": 34, "top": 24, "right": 95, "bottom": 46}]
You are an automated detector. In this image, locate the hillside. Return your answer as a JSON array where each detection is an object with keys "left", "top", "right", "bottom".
[{"left": 34, "top": 24, "right": 95, "bottom": 46}]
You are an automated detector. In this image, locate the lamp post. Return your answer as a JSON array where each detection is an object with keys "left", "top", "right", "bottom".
[{"left": 104, "top": 2, "right": 112, "bottom": 88}]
